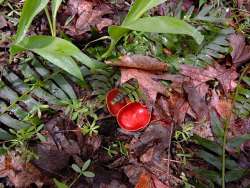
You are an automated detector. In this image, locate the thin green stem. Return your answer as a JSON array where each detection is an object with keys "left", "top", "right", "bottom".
[
  {"left": 69, "top": 174, "right": 81, "bottom": 188},
  {"left": 221, "top": 120, "right": 229, "bottom": 188},
  {"left": 44, "top": 6, "right": 54, "bottom": 36},
  {"left": 221, "top": 65, "right": 249, "bottom": 188},
  {"left": 52, "top": 16, "right": 56, "bottom": 37}
]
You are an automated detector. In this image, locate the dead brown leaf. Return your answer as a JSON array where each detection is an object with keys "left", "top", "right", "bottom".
[
  {"left": 229, "top": 34, "right": 250, "bottom": 66},
  {"left": 180, "top": 63, "right": 238, "bottom": 93},
  {"left": 120, "top": 68, "right": 166, "bottom": 110},
  {"left": 210, "top": 90, "right": 233, "bottom": 119},
  {"left": 106, "top": 55, "right": 167, "bottom": 71},
  {"left": 183, "top": 81, "right": 209, "bottom": 120},
  {"left": 0, "top": 151, "right": 48, "bottom": 188},
  {"left": 66, "top": 0, "right": 113, "bottom": 36},
  {"left": 0, "top": 16, "right": 7, "bottom": 29}
]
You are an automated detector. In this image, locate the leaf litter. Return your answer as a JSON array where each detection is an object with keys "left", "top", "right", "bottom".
[{"left": 1, "top": 0, "right": 250, "bottom": 187}]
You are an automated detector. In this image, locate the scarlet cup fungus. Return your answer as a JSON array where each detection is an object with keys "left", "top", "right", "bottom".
[
  {"left": 117, "top": 102, "right": 151, "bottom": 132},
  {"left": 106, "top": 88, "right": 128, "bottom": 116}
]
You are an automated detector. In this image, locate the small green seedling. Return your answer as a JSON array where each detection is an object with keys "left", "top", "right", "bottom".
[
  {"left": 104, "top": 141, "right": 128, "bottom": 158},
  {"left": 69, "top": 160, "right": 95, "bottom": 187}
]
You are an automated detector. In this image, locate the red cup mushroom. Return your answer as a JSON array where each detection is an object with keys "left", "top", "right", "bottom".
[
  {"left": 106, "top": 88, "right": 128, "bottom": 116},
  {"left": 117, "top": 102, "right": 151, "bottom": 132}
]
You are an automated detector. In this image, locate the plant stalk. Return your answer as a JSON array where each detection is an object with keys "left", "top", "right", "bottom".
[
  {"left": 221, "top": 120, "right": 229, "bottom": 188},
  {"left": 44, "top": 6, "right": 54, "bottom": 37}
]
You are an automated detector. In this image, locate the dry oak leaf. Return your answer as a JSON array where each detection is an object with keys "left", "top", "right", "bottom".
[
  {"left": 229, "top": 34, "right": 250, "bottom": 66},
  {"left": 66, "top": 0, "right": 113, "bottom": 36},
  {"left": 180, "top": 63, "right": 238, "bottom": 93},
  {"left": 121, "top": 68, "right": 167, "bottom": 110},
  {"left": 108, "top": 55, "right": 168, "bottom": 110},
  {"left": 0, "top": 151, "right": 46, "bottom": 188}
]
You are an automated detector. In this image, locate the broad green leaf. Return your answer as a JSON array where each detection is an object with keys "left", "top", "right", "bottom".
[
  {"left": 227, "top": 134, "right": 250, "bottom": 149},
  {"left": 10, "top": 36, "right": 100, "bottom": 80},
  {"left": 15, "top": 0, "right": 49, "bottom": 43},
  {"left": 225, "top": 169, "right": 247, "bottom": 183},
  {"left": 82, "top": 171, "right": 95, "bottom": 178},
  {"left": 121, "top": 16, "right": 204, "bottom": 45},
  {"left": 122, "top": 0, "right": 167, "bottom": 25},
  {"left": 71, "top": 164, "right": 82, "bottom": 173},
  {"left": 53, "top": 179, "right": 69, "bottom": 188},
  {"left": 198, "top": 150, "right": 221, "bottom": 169},
  {"left": 51, "top": 0, "right": 62, "bottom": 34},
  {"left": 210, "top": 111, "right": 224, "bottom": 141},
  {"left": 82, "top": 159, "right": 91, "bottom": 171}
]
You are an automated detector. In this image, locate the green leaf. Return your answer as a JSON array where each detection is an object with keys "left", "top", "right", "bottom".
[
  {"left": 193, "top": 168, "right": 221, "bottom": 185},
  {"left": 121, "top": 16, "right": 204, "bottom": 45},
  {"left": 242, "top": 76, "right": 250, "bottom": 86},
  {"left": 10, "top": 35, "right": 99, "bottom": 80},
  {"left": 51, "top": 0, "right": 62, "bottom": 34},
  {"left": 193, "top": 135, "right": 222, "bottom": 155},
  {"left": 227, "top": 134, "right": 250, "bottom": 149},
  {"left": 71, "top": 163, "right": 82, "bottom": 173},
  {"left": 225, "top": 169, "right": 247, "bottom": 183},
  {"left": 210, "top": 111, "right": 224, "bottom": 141},
  {"left": 122, "top": 0, "right": 167, "bottom": 25},
  {"left": 0, "top": 147, "right": 7, "bottom": 156},
  {"left": 82, "top": 159, "right": 91, "bottom": 171},
  {"left": 53, "top": 179, "right": 69, "bottom": 188},
  {"left": 37, "top": 133, "right": 47, "bottom": 142},
  {"left": 0, "top": 127, "right": 13, "bottom": 140},
  {"left": 199, "top": 0, "right": 207, "bottom": 8},
  {"left": 15, "top": 0, "right": 49, "bottom": 43},
  {"left": 82, "top": 171, "right": 95, "bottom": 178},
  {"left": 198, "top": 150, "right": 221, "bottom": 169}
]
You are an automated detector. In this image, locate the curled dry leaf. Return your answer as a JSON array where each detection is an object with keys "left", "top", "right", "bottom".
[
  {"left": 229, "top": 34, "right": 250, "bottom": 66},
  {"left": 106, "top": 55, "right": 167, "bottom": 71},
  {"left": 66, "top": 0, "right": 113, "bottom": 36}
]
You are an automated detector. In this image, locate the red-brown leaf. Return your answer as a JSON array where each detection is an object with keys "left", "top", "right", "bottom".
[{"left": 106, "top": 55, "right": 167, "bottom": 71}]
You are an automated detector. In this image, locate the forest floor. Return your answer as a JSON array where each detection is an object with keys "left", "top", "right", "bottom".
[{"left": 0, "top": 0, "right": 250, "bottom": 187}]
